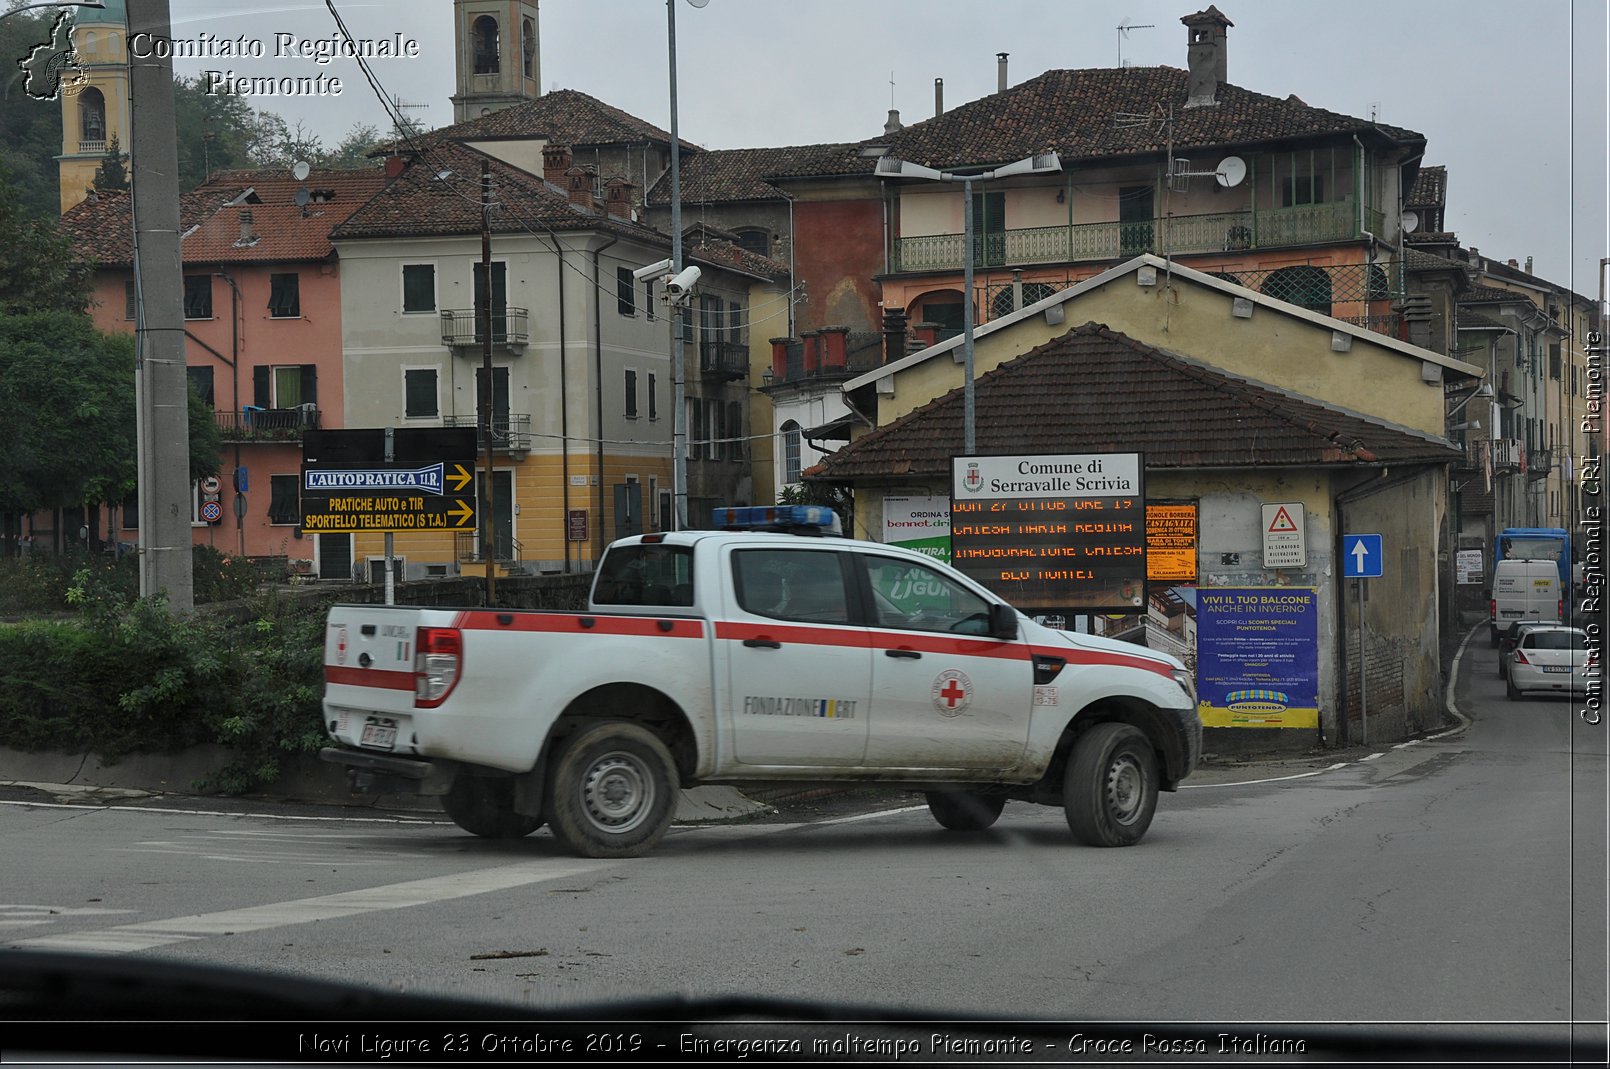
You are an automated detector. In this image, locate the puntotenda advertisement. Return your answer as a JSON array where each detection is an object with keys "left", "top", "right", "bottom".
[{"left": 1195, "top": 588, "right": 1319, "bottom": 728}]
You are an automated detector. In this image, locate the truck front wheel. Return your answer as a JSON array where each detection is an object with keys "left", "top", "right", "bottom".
[
  {"left": 1063, "top": 723, "right": 1158, "bottom": 847},
  {"left": 440, "top": 775, "right": 544, "bottom": 839},
  {"left": 545, "top": 721, "right": 678, "bottom": 859},
  {"left": 925, "top": 790, "right": 1006, "bottom": 831}
]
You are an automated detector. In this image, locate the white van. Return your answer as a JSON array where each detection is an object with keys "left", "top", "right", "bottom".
[{"left": 1490, "top": 559, "right": 1562, "bottom": 645}]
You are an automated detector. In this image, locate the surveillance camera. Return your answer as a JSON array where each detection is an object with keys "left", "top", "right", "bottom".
[
  {"left": 663, "top": 265, "right": 701, "bottom": 298},
  {"left": 631, "top": 258, "right": 673, "bottom": 282}
]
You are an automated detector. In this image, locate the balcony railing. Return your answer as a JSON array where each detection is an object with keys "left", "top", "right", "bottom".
[
  {"left": 893, "top": 200, "right": 1366, "bottom": 274},
  {"left": 1526, "top": 447, "right": 1552, "bottom": 479},
  {"left": 772, "top": 343, "right": 885, "bottom": 385},
  {"left": 1492, "top": 438, "right": 1522, "bottom": 473},
  {"left": 441, "top": 413, "right": 532, "bottom": 454},
  {"left": 216, "top": 405, "right": 320, "bottom": 441},
  {"left": 439, "top": 308, "right": 529, "bottom": 352},
  {"left": 455, "top": 530, "right": 521, "bottom": 565},
  {"left": 699, "top": 341, "right": 749, "bottom": 380},
  {"left": 79, "top": 139, "right": 107, "bottom": 155}
]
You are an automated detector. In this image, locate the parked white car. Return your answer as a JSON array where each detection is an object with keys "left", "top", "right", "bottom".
[{"left": 1505, "top": 625, "right": 1593, "bottom": 700}]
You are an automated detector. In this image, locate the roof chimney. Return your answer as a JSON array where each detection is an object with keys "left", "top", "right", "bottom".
[
  {"left": 565, "top": 165, "right": 596, "bottom": 211},
  {"left": 1524, "top": 256, "right": 1533, "bottom": 274},
  {"left": 238, "top": 209, "right": 254, "bottom": 243},
  {"left": 543, "top": 144, "right": 573, "bottom": 186},
  {"left": 934, "top": 77, "right": 944, "bottom": 117},
  {"left": 1181, "top": 6, "right": 1232, "bottom": 108},
  {"left": 604, "top": 176, "right": 634, "bottom": 220},
  {"left": 997, "top": 52, "right": 1009, "bottom": 92},
  {"left": 883, "top": 108, "right": 903, "bottom": 136}
]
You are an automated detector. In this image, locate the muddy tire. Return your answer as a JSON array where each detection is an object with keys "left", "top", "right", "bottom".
[
  {"left": 1064, "top": 723, "right": 1158, "bottom": 847},
  {"left": 545, "top": 721, "right": 678, "bottom": 859},
  {"left": 925, "top": 790, "right": 1006, "bottom": 831},
  {"left": 440, "top": 775, "right": 544, "bottom": 839}
]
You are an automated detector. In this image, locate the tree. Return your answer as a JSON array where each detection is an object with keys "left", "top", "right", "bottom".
[
  {"left": 0, "top": 157, "right": 90, "bottom": 315},
  {"left": 0, "top": 311, "right": 218, "bottom": 516},
  {"left": 92, "top": 135, "right": 128, "bottom": 192},
  {"left": 322, "top": 122, "right": 383, "bottom": 170},
  {"left": 0, "top": 5, "right": 66, "bottom": 220}
]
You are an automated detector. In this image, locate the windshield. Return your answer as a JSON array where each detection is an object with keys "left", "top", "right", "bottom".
[{"left": 0, "top": 0, "right": 1603, "bottom": 1060}]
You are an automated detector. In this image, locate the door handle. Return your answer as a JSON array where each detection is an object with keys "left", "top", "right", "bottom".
[
  {"left": 743, "top": 638, "right": 782, "bottom": 649},
  {"left": 885, "top": 648, "right": 922, "bottom": 659}
]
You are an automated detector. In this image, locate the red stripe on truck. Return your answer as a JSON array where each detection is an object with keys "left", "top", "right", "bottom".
[
  {"left": 1039, "top": 645, "right": 1178, "bottom": 681},
  {"left": 324, "top": 665, "right": 415, "bottom": 691},
  {"left": 453, "top": 611, "right": 706, "bottom": 639}
]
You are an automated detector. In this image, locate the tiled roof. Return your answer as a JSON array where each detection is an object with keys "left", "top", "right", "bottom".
[
  {"left": 645, "top": 145, "right": 851, "bottom": 206},
  {"left": 60, "top": 168, "right": 387, "bottom": 266},
  {"left": 1458, "top": 284, "right": 1531, "bottom": 306},
  {"left": 1404, "top": 247, "right": 1463, "bottom": 273},
  {"left": 407, "top": 88, "right": 694, "bottom": 151},
  {"left": 1407, "top": 164, "right": 1446, "bottom": 207},
  {"left": 330, "top": 141, "right": 662, "bottom": 242},
  {"left": 683, "top": 222, "right": 789, "bottom": 281},
  {"left": 1456, "top": 309, "right": 1509, "bottom": 331},
  {"left": 812, "top": 322, "right": 1457, "bottom": 481},
  {"left": 773, "top": 67, "right": 1423, "bottom": 180}
]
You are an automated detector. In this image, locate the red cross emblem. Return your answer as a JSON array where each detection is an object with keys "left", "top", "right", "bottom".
[{"left": 931, "top": 669, "right": 973, "bottom": 717}]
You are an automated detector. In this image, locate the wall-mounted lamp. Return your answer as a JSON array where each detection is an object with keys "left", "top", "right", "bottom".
[{"left": 1446, "top": 382, "right": 1494, "bottom": 418}]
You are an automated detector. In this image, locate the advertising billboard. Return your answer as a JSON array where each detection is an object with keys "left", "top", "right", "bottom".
[{"left": 1195, "top": 587, "right": 1320, "bottom": 729}]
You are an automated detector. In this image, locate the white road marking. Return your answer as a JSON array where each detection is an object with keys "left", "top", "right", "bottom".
[
  {"left": 0, "top": 797, "right": 444, "bottom": 825},
  {"left": 810, "top": 805, "right": 929, "bottom": 826},
  {"left": 13, "top": 858, "right": 613, "bottom": 955},
  {"left": 1360, "top": 752, "right": 1387, "bottom": 762},
  {"left": 1180, "top": 762, "right": 1349, "bottom": 789}
]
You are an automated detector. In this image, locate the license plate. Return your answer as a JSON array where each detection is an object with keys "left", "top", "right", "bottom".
[
  {"left": 360, "top": 719, "right": 398, "bottom": 749},
  {"left": 1541, "top": 666, "right": 1570, "bottom": 674}
]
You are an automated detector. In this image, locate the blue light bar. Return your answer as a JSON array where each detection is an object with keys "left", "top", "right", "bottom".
[{"left": 712, "top": 505, "right": 843, "bottom": 535}]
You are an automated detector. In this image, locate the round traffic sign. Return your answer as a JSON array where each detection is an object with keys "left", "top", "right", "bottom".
[
  {"left": 200, "top": 475, "right": 221, "bottom": 495},
  {"left": 200, "top": 500, "right": 223, "bottom": 523}
]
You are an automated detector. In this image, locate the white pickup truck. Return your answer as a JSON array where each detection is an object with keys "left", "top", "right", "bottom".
[{"left": 320, "top": 507, "right": 1200, "bottom": 858}]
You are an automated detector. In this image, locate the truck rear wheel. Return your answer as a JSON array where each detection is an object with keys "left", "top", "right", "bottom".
[
  {"left": 440, "top": 775, "right": 544, "bottom": 839},
  {"left": 1064, "top": 723, "right": 1158, "bottom": 847},
  {"left": 925, "top": 790, "right": 1006, "bottom": 831},
  {"left": 545, "top": 721, "right": 678, "bottom": 859}
]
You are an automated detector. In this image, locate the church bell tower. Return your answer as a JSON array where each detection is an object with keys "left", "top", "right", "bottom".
[
  {"left": 57, "top": 0, "right": 131, "bottom": 213},
  {"left": 451, "top": 0, "right": 541, "bottom": 123}
]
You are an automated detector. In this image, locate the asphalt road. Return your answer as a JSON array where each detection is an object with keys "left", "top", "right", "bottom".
[{"left": 2, "top": 633, "right": 1603, "bottom": 1035}]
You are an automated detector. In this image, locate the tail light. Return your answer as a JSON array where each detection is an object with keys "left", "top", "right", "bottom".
[
  {"left": 1511, "top": 648, "right": 1529, "bottom": 666},
  {"left": 1489, "top": 599, "right": 1496, "bottom": 622},
  {"left": 1558, "top": 599, "right": 1563, "bottom": 620},
  {"left": 415, "top": 627, "right": 462, "bottom": 708}
]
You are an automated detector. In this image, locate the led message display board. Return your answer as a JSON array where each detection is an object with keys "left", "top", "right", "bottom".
[{"left": 949, "top": 453, "right": 1145, "bottom": 611}]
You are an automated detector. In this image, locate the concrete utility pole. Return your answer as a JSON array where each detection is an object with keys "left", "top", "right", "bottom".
[
  {"left": 479, "top": 159, "right": 497, "bottom": 604},
  {"left": 127, "top": 0, "right": 193, "bottom": 610},
  {"left": 667, "top": 0, "right": 687, "bottom": 530}
]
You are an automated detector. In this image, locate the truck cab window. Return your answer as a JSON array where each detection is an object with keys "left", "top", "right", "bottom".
[
  {"left": 862, "top": 556, "right": 993, "bottom": 635},
  {"left": 593, "top": 545, "right": 693, "bottom": 606},
  {"left": 732, "top": 549, "right": 851, "bottom": 625}
]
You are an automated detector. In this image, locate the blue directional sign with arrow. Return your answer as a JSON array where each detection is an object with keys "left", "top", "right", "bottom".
[{"left": 1343, "top": 533, "right": 1383, "bottom": 578}]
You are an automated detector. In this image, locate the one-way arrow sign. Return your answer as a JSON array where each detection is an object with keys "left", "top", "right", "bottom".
[{"left": 1343, "top": 533, "right": 1383, "bottom": 578}]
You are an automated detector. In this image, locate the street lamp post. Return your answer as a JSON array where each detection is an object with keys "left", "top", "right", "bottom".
[
  {"left": 875, "top": 154, "right": 1062, "bottom": 455},
  {"left": 666, "top": 0, "right": 708, "bottom": 530}
]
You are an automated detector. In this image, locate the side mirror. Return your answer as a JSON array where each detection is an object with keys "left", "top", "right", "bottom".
[{"left": 989, "top": 602, "right": 1019, "bottom": 641}]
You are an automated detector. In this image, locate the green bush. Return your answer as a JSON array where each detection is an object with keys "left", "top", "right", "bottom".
[
  {"left": 0, "top": 584, "right": 327, "bottom": 794},
  {"left": 0, "top": 544, "right": 260, "bottom": 614}
]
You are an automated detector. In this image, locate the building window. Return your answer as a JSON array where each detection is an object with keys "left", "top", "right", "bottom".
[
  {"left": 404, "top": 367, "right": 438, "bottom": 418},
  {"left": 782, "top": 421, "right": 802, "bottom": 484},
  {"left": 685, "top": 398, "right": 700, "bottom": 461},
  {"left": 727, "top": 401, "right": 743, "bottom": 461},
  {"left": 616, "top": 266, "right": 635, "bottom": 317},
  {"left": 648, "top": 373, "right": 658, "bottom": 420},
  {"left": 733, "top": 229, "right": 769, "bottom": 257},
  {"left": 402, "top": 263, "right": 436, "bottom": 312},
  {"left": 706, "top": 399, "right": 722, "bottom": 460},
  {"left": 1549, "top": 344, "right": 1561, "bottom": 380},
  {"left": 521, "top": 17, "right": 535, "bottom": 78},
  {"left": 1261, "top": 266, "right": 1332, "bottom": 315},
  {"left": 643, "top": 279, "right": 655, "bottom": 321},
  {"left": 183, "top": 275, "right": 213, "bottom": 319},
  {"left": 1279, "top": 174, "right": 1326, "bottom": 207},
  {"left": 317, "top": 533, "right": 353, "bottom": 580},
  {"left": 728, "top": 299, "right": 743, "bottom": 346},
  {"left": 680, "top": 308, "right": 694, "bottom": 344},
  {"left": 268, "top": 272, "right": 300, "bottom": 318},
  {"left": 269, "top": 474, "right": 299, "bottom": 525},
  {"left": 186, "top": 365, "right": 214, "bottom": 408},
  {"left": 472, "top": 15, "right": 499, "bottom": 74},
  {"left": 124, "top": 280, "right": 136, "bottom": 320},
  {"left": 625, "top": 368, "right": 638, "bottom": 418},
  {"left": 254, "top": 364, "right": 316, "bottom": 409}
]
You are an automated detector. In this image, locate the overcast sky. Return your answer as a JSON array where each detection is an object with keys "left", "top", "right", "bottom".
[{"left": 156, "top": 0, "right": 1609, "bottom": 299}]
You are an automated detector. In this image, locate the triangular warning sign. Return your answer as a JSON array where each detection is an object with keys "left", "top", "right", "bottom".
[{"left": 1267, "top": 506, "right": 1299, "bottom": 533}]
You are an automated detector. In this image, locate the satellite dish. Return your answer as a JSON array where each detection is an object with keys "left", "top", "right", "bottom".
[
  {"left": 291, "top": 160, "right": 311, "bottom": 181},
  {"left": 294, "top": 187, "right": 311, "bottom": 207},
  {"left": 686, "top": 0, "right": 710, "bottom": 7},
  {"left": 1215, "top": 156, "right": 1247, "bottom": 188},
  {"left": 1400, "top": 210, "right": 1421, "bottom": 233}
]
